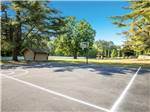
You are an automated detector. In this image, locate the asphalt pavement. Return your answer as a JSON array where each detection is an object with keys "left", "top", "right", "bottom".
[{"left": 1, "top": 62, "right": 150, "bottom": 112}]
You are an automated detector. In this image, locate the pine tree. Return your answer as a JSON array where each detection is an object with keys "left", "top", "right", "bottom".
[
  {"left": 1, "top": 1, "right": 63, "bottom": 61},
  {"left": 111, "top": 1, "right": 150, "bottom": 55}
]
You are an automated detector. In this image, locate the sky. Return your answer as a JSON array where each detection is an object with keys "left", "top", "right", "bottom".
[{"left": 50, "top": 1, "right": 130, "bottom": 45}]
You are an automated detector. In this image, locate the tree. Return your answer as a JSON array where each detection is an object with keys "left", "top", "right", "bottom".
[
  {"left": 122, "top": 41, "right": 135, "bottom": 57},
  {"left": 1, "top": 2, "right": 14, "bottom": 56},
  {"left": 111, "top": 49, "right": 117, "bottom": 58},
  {"left": 1, "top": 1, "right": 64, "bottom": 61},
  {"left": 88, "top": 48, "right": 97, "bottom": 58},
  {"left": 54, "top": 16, "right": 95, "bottom": 59},
  {"left": 94, "top": 40, "right": 115, "bottom": 58},
  {"left": 111, "top": 1, "right": 150, "bottom": 55}
]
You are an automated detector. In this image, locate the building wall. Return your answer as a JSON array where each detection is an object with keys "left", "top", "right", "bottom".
[
  {"left": 24, "top": 50, "right": 34, "bottom": 61},
  {"left": 35, "top": 53, "right": 48, "bottom": 61}
]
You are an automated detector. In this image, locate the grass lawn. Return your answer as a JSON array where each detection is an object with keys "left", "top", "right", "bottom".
[
  {"left": 48, "top": 58, "right": 150, "bottom": 68},
  {"left": 1, "top": 58, "right": 150, "bottom": 68}
]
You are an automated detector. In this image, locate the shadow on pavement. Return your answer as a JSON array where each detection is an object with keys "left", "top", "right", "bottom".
[{"left": 1, "top": 62, "right": 150, "bottom": 76}]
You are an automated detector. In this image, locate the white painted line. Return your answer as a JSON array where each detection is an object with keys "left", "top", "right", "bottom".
[
  {"left": 110, "top": 66, "right": 141, "bottom": 112},
  {"left": 1, "top": 74, "right": 110, "bottom": 112},
  {"left": 12, "top": 69, "right": 29, "bottom": 77},
  {"left": 1, "top": 71, "right": 15, "bottom": 75},
  {"left": 0, "top": 70, "right": 15, "bottom": 80},
  {"left": 1, "top": 68, "right": 29, "bottom": 77}
]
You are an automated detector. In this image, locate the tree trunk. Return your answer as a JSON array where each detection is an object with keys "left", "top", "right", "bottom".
[
  {"left": 12, "top": 11, "right": 22, "bottom": 61},
  {"left": 12, "top": 48, "right": 18, "bottom": 61},
  {"left": 12, "top": 31, "right": 21, "bottom": 61},
  {"left": 73, "top": 52, "right": 77, "bottom": 59}
]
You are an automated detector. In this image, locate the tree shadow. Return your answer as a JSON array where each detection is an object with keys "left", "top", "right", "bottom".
[{"left": 1, "top": 62, "right": 150, "bottom": 76}]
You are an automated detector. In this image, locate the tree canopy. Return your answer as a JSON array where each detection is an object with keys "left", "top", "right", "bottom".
[
  {"left": 111, "top": 1, "right": 150, "bottom": 55},
  {"left": 1, "top": 1, "right": 149, "bottom": 61},
  {"left": 53, "top": 16, "right": 95, "bottom": 59},
  {"left": 1, "top": 1, "right": 64, "bottom": 60}
]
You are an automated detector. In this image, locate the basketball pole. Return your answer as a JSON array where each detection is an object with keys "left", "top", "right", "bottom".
[
  {"left": 80, "top": 42, "right": 89, "bottom": 64},
  {"left": 86, "top": 48, "right": 89, "bottom": 64}
]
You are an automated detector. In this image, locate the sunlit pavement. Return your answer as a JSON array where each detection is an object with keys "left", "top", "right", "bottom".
[{"left": 1, "top": 62, "right": 150, "bottom": 112}]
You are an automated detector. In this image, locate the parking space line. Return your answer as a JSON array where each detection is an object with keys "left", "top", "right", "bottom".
[
  {"left": 1, "top": 74, "right": 110, "bottom": 112},
  {"left": 110, "top": 66, "right": 141, "bottom": 112}
]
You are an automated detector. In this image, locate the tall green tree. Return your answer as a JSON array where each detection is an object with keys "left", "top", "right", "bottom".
[
  {"left": 111, "top": 1, "right": 150, "bottom": 55},
  {"left": 54, "top": 16, "right": 95, "bottom": 59},
  {"left": 1, "top": 1, "right": 63, "bottom": 61},
  {"left": 94, "top": 40, "right": 115, "bottom": 58},
  {"left": 1, "top": 2, "right": 14, "bottom": 56},
  {"left": 111, "top": 49, "right": 117, "bottom": 58}
]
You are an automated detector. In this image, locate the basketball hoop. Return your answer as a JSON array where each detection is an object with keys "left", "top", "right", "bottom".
[{"left": 80, "top": 42, "right": 89, "bottom": 50}]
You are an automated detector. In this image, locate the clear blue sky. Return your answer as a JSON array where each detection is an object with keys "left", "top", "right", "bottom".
[{"left": 50, "top": 1, "right": 130, "bottom": 45}]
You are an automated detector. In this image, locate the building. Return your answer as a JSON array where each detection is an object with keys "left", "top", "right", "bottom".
[{"left": 23, "top": 48, "right": 49, "bottom": 61}]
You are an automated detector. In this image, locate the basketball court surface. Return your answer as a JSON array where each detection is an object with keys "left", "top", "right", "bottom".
[{"left": 1, "top": 62, "right": 150, "bottom": 112}]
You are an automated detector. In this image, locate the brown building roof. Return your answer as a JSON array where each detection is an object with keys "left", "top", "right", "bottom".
[{"left": 23, "top": 48, "right": 49, "bottom": 54}]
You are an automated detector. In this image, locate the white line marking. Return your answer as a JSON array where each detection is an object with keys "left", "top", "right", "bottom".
[
  {"left": 1, "top": 74, "right": 109, "bottom": 112},
  {"left": 12, "top": 69, "right": 29, "bottom": 77},
  {"left": 1, "top": 71, "right": 15, "bottom": 75},
  {"left": 110, "top": 66, "right": 141, "bottom": 112}
]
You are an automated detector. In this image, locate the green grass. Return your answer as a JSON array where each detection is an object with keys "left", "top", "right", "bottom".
[
  {"left": 1, "top": 58, "right": 150, "bottom": 68},
  {"left": 48, "top": 58, "right": 150, "bottom": 68}
]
